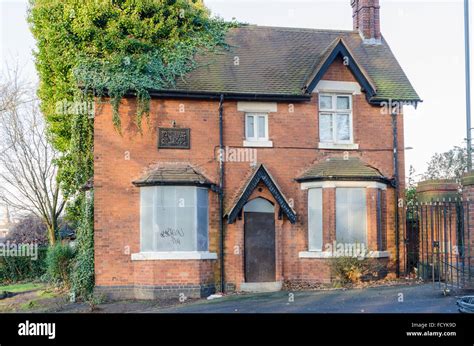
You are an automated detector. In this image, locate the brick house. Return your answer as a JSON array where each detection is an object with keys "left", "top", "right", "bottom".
[{"left": 94, "top": 0, "right": 421, "bottom": 299}]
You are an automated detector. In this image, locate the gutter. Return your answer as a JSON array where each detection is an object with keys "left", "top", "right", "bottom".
[
  {"left": 101, "top": 88, "right": 422, "bottom": 107},
  {"left": 131, "top": 181, "right": 216, "bottom": 188},
  {"left": 218, "top": 94, "right": 225, "bottom": 294},
  {"left": 369, "top": 98, "right": 423, "bottom": 109},
  {"left": 144, "top": 90, "right": 311, "bottom": 102}
]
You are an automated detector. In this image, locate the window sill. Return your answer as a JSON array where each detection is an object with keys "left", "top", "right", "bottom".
[
  {"left": 243, "top": 140, "right": 273, "bottom": 148},
  {"left": 131, "top": 251, "right": 218, "bottom": 261},
  {"left": 298, "top": 251, "right": 390, "bottom": 259},
  {"left": 318, "top": 142, "right": 359, "bottom": 150},
  {"left": 369, "top": 251, "right": 390, "bottom": 258},
  {"left": 299, "top": 251, "right": 333, "bottom": 258}
]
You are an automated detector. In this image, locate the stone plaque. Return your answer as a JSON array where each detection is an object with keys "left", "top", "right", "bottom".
[{"left": 158, "top": 128, "right": 190, "bottom": 149}]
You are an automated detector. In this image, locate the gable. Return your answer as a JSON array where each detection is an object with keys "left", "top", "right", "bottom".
[
  {"left": 303, "top": 38, "right": 376, "bottom": 100},
  {"left": 226, "top": 164, "right": 297, "bottom": 224},
  {"left": 319, "top": 56, "right": 359, "bottom": 83},
  {"left": 312, "top": 57, "right": 363, "bottom": 94}
]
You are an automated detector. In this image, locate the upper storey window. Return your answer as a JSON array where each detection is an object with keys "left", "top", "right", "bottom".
[
  {"left": 245, "top": 113, "right": 268, "bottom": 142},
  {"left": 319, "top": 94, "right": 353, "bottom": 144}
]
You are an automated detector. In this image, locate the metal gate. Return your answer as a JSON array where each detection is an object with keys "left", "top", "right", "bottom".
[{"left": 404, "top": 200, "right": 472, "bottom": 291}]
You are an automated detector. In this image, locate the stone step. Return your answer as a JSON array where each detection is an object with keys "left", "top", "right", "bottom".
[{"left": 240, "top": 281, "right": 282, "bottom": 293}]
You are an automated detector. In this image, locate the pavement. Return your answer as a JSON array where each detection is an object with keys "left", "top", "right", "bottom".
[{"left": 159, "top": 283, "right": 472, "bottom": 313}]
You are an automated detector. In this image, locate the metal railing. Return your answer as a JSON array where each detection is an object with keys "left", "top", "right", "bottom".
[{"left": 404, "top": 199, "right": 472, "bottom": 292}]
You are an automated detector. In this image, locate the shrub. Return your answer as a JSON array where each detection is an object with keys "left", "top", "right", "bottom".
[
  {"left": 0, "top": 246, "right": 47, "bottom": 283},
  {"left": 45, "top": 243, "right": 75, "bottom": 288},
  {"left": 329, "top": 256, "right": 385, "bottom": 287}
]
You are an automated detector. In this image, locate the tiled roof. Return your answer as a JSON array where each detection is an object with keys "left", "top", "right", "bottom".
[
  {"left": 132, "top": 164, "right": 213, "bottom": 186},
  {"left": 165, "top": 25, "right": 420, "bottom": 102},
  {"left": 296, "top": 157, "right": 389, "bottom": 182}
]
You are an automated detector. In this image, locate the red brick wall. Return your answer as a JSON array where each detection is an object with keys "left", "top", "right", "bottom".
[
  {"left": 94, "top": 57, "right": 405, "bottom": 294},
  {"left": 94, "top": 98, "right": 222, "bottom": 290}
]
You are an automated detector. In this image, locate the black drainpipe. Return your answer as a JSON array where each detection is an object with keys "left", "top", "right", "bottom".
[
  {"left": 218, "top": 94, "right": 225, "bottom": 293},
  {"left": 391, "top": 111, "right": 400, "bottom": 278}
]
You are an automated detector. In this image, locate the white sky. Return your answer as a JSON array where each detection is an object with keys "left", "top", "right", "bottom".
[{"left": 0, "top": 0, "right": 471, "bottom": 180}]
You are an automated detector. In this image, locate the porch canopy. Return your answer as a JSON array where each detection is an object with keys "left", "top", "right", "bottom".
[{"left": 226, "top": 164, "right": 297, "bottom": 224}]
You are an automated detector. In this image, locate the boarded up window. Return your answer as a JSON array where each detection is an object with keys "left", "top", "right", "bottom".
[
  {"left": 140, "top": 186, "right": 209, "bottom": 252},
  {"left": 308, "top": 188, "right": 323, "bottom": 251},
  {"left": 336, "top": 188, "right": 367, "bottom": 245}
]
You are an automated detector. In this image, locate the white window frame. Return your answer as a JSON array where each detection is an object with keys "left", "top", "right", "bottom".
[
  {"left": 245, "top": 112, "right": 269, "bottom": 141},
  {"left": 319, "top": 93, "right": 354, "bottom": 145}
]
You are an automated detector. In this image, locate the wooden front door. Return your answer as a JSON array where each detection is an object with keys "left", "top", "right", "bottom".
[{"left": 244, "top": 211, "right": 276, "bottom": 282}]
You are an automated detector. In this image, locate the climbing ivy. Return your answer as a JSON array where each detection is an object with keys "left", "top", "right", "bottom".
[
  {"left": 29, "top": 0, "right": 235, "bottom": 139},
  {"left": 71, "top": 191, "right": 94, "bottom": 299},
  {"left": 29, "top": 0, "right": 234, "bottom": 208},
  {"left": 56, "top": 91, "right": 95, "bottom": 199},
  {"left": 29, "top": 0, "right": 235, "bottom": 299},
  {"left": 29, "top": 0, "right": 234, "bottom": 179},
  {"left": 74, "top": 17, "right": 232, "bottom": 130}
]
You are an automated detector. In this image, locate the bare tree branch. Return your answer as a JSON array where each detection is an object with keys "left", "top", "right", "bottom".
[{"left": 0, "top": 67, "right": 66, "bottom": 244}]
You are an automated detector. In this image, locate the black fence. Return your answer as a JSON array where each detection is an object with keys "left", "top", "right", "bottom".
[{"left": 404, "top": 199, "right": 472, "bottom": 291}]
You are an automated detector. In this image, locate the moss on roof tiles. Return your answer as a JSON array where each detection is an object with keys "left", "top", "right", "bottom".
[{"left": 167, "top": 25, "right": 420, "bottom": 102}]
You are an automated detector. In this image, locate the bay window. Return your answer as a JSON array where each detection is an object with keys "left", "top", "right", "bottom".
[{"left": 140, "top": 186, "right": 209, "bottom": 252}]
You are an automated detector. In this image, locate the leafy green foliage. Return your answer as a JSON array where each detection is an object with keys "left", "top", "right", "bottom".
[
  {"left": 29, "top": 0, "right": 233, "bottom": 199},
  {"left": 71, "top": 192, "right": 94, "bottom": 300},
  {"left": 29, "top": 0, "right": 234, "bottom": 144},
  {"left": 45, "top": 243, "right": 75, "bottom": 288},
  {"left": 74, "top": 16, "right": 232, "bottom": 130},
  {"left": 0, "top": 247, "right": 48, "bottom": 284},
  {"left": 58, "top": 106, "right": 94, "bottom": 199}
]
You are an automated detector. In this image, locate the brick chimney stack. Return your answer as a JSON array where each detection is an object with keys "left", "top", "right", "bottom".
[{"left": 351, "top": 0, "right": 381, "bottom": 44}]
